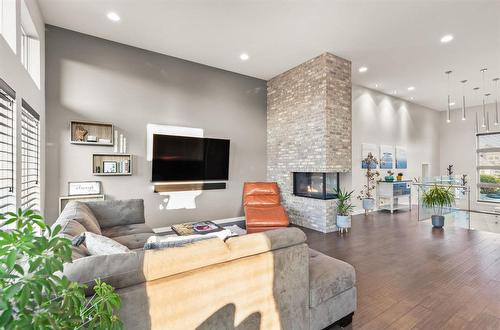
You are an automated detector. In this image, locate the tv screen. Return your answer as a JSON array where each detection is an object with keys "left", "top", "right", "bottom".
[{"left": 152, "top": 134, "right": 230, "bottom": 182}]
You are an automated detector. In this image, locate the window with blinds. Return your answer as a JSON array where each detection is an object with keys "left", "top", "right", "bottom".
[
  {"left": 0, "top": 78, "right": 16, "bottom": 214},
  {"left": 21, "top": 100, "right": 40, "bottom": 212}
]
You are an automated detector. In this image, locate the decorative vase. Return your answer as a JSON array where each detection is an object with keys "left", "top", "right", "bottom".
[
  {"left": 397, "top": 175, "right": 403, "bottom": 181},
  {"left": 431, "top": 215, "right": 445, "bottom": 228},
  {"left": 336, "top": 215, "right": 351, "bottom": 229},
  {"left": 362, "top": 198, "right": 375, "bottom": 210},
  {"left": 384, "top": 176, "right": 394, "bottom": 182}
]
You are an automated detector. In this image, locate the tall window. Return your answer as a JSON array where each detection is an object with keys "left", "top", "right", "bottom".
[
  {"left": 21, "top": 100, "right": 40, "bottom": 211},
  {"left": 20, "top": 0, "right": 40, "bottom": 88},
  {"left": 0, "top": 79, "right": 16, "bottom": 214},
  {"left": 0, "top": 0, "right": 16, "bottom": 53},
  {"left": 477, "top": 133, "right": 500, "bottom": 203}
]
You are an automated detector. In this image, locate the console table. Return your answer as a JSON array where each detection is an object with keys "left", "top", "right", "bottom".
[{"left": 376, "top": 181, "right": 411, "bottom": 213}]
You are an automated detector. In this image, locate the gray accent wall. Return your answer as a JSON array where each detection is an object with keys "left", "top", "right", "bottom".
[{"left": 45, "top": 26, "right": 267, "bottom": 227}]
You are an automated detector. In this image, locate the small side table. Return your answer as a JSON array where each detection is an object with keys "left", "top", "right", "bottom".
[{"left": 376, "top": 181, "right": 411, "bottom": 213}]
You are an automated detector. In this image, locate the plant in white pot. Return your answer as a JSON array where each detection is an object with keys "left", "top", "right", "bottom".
[
  {"left": 421, "top": 185, "right": 455, "bottom": 228},
  {"left": 358, "top": 152, "right": 380, "bottom": 214},
  {"left": 335, "top": 188, "right": 355, "bottom": 233}
]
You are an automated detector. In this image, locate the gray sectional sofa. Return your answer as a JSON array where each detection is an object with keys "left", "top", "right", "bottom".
[{"left": 54, "top": 199, "right": 357, "bottom": 330}]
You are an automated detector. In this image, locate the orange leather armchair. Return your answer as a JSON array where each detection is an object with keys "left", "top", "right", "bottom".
[{"left": 243, "top": 182, "right": 289, "bottom": 234}]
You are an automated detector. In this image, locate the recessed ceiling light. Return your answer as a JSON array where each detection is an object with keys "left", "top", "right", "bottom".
[
  {"left": 375, "top": 84, "right": 379, "bottom": 88},
  {"left": 449, "top": 102, "right": 455, "bottom": 106},
  {"left": 392, "top": 90, "right": 397, "bottom": 95},
  {"left": 240, "top": 53, "right": 249, "bottom": 61},
  {"left": 407, "top": 86, "right": 415, "bottom": 91},
  {"left": 358, "top": 66, "right": 368, "bottom": 73},
  {"left": 410, "top": 97, "right": 415, "bottom": 100},
  {"left": 440, "top": 34, "right": 454, "bottom": 43},
  {"left": 107, "top": 12, "right": 120, "bottom": 22}
]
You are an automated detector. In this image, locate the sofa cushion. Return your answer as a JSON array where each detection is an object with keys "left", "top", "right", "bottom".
[
  {"left": 83, "top": 199, "right": 145, "bottom": 229},
  {"left": 102, "top": 223, "right": 154, "bottom": 238},
  {"left": 63, "top": 251, "right": 145, "bottom": 295},
  {"left": 57, "top": 201, "right": 101, "bottom": 235},
  {"left": 309, "top": 248, "right": 356, "bottom": 308},
  {"left": 141, "top": 227, "right": 307, "bottom": 281},
  {"left": 84, "top": 232, "right": 130, "bottom": 255},
  {"left": 113, "top": 233, "right": 154, "bottom": 250},
  {"left": 57, "top": 220, "right": 90, "bottom": 258}
]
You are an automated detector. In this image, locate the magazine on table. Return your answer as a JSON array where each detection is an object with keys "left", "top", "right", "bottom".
[{"left": 171, "top": 221, "right": 224, "bottom": 236}]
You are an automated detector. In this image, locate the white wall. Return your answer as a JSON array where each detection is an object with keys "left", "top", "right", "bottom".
[
  {"left": 348, "top": 86, "right": 441, "bottom": 212},
  {"left": 439, "top": 105, "right": 499, "bottom": 212},
  {"left": 0, "top": 0, "right": 45, "bottom": 214}
]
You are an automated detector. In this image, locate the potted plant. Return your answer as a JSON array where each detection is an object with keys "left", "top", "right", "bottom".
[
  {"left": 0, "top": 209, "right": 123, "bottom": 329},
  {"left": 397, "top": 172, "right": 404, "bottom": 181},
  {"left": 335, "top": 188, "right": 355, "bottom": 232},
  {"left": 358, "top": 152, "right": 380, "bottom": 213},
  {"left": 421, "top": 185, "right": 455, "bottom": 228},
  {"left": 385, "top": 170, "right": 395, "bottom": 182}
]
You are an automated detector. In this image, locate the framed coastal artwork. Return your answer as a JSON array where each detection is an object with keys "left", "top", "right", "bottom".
[
  {"left": 395, "top": 146, "right": 408, "bottom": 169},
  {"left": 361, "top": 143, "right": 378, "bottom": 169},
  {"left": 379, "top": 145, "right": 394, "bottom": 169}
]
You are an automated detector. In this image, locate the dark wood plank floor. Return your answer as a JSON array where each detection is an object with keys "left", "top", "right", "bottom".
[{"left": 299, "top": 210, "right": 500, "bottom": 329}]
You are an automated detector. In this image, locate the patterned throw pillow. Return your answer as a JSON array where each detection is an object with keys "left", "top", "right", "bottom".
[{"left": 75, "top": 232, "right": 130, "bottom": 256}]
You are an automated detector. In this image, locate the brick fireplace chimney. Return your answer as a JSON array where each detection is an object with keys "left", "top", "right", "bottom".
[{"left": 267, "top": 53, "right": 352, "bottom": 232}]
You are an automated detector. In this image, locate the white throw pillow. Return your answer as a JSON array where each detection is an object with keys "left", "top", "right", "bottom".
[{"left": 84, "top": 232, "right": 130, "bottom": 255}]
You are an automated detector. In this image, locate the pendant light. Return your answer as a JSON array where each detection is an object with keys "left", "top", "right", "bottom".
[
  {"left": 486, "top": 106, "right": 490, "bottom": 132},
  {"left": 473, "top": 87, "right": 482, "bottom": 129},
  {"left": 494, "top": 78, "right": 499, "bottom": 126},
  {"left": 445, "top": 70, "right": 452, "bottom": 123},
  {"left": 475, "top": 111, "right": 479, "bottom": 133},
  {"left": 485, "top": 93, "right": 491, "bottom": 132},
  {"left": 460, "top": 80, "right": 467, "bottom": 120},
  {"left": 481, "top": 68, "right": 488, "bottom": 128}
]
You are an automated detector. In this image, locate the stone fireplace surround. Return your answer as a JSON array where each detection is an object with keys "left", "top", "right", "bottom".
[{"left": 267, "top": 53, "right": 352, "bottom": 233}]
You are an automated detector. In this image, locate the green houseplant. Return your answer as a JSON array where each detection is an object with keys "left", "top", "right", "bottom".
[
  {"left": 358, "top": 152, "right": 380, "bottom": 213},
  {"left": 0, "top": 209, "right": 122, "bottom": 329},
  {"left": 421, "top": 185, "right": 455, "bottom": 228},
  {"left": 335, "top": 188, "right": 355, "bottom": 232}
]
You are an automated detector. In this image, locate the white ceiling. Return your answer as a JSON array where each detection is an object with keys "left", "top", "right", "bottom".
[{"left": 38, "top": 0, "right": 500, "bottom": 111}]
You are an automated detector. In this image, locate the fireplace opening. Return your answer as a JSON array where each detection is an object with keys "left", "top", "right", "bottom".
[{"left": 293, "top": 172, "right": 339, "bottom": 200}]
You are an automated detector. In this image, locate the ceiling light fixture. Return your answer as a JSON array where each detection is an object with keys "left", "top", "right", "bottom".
[
  {"left": 239, "top": 53, "right": 249, "bottom": 61},
  {"left": 445, "top": 70, "right": 452, "bottom": 123},
  {"left": 449, "top": 102, "right": 455, "bottom": 106},
  {"left": 407, "top": 86, "right": 415, "bottom": 91},
  {"left": 440, "top": 34, "right": 454, "bottom": 43},
  {"left": 473, "top": 87, "right": 481, "bottom": 128},
  {"left": 358, "top": 66, "right": 368, "bottom": 73},
  {"left": 460, "top": 80, "right": 467, "bottom": 121},
  {"left": 493, "top": 78, "right": 499, "bottom": 125},
  {"left": 107, "top": 12, "right": 120, "bottom": 22},
  {"left": 481, "top": 68, "right": 488, "bottom": 128}
]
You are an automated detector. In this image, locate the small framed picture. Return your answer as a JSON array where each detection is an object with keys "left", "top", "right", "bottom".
[
  {"left": 103, "top": 161, "right": 117, "bottom": 173},
  {"left": 68, "top": 181, "right": 102, "bottom": 196}
]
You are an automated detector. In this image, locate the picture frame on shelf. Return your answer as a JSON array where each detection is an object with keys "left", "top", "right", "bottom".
[
  {"left": 68, "top": 181, "right": 102, "bottom": 196},
  {"left": 103, "top": 161, "right": 117, "bottom": 173}
]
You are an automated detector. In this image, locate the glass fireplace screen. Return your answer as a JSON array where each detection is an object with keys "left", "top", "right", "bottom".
[{"left": 293, "top": 172, "right": 339, "bottom": 200}]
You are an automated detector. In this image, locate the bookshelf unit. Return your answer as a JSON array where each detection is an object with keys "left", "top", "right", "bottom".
[
  {"left": 92, "top": 153, "right": 132, "bottom": 176},
  {"left": 70, "top": 121, "right": 114, "bottom": 146}
]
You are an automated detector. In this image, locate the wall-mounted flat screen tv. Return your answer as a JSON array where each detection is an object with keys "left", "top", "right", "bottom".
[{"left": 152, "top": 134, "right": 230, "bottom": 182}]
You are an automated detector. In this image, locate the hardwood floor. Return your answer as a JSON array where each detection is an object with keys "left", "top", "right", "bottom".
[{"left": 299, "top": 210, "right": 500, "bottom": 329}]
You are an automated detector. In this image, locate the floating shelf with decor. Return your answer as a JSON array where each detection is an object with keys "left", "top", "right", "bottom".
[
  {"left": 92, "top": 153, "right": 132, "bottom": 176},
  {"left": 70, "top": 120, "right": 114, "bottom": 146}
]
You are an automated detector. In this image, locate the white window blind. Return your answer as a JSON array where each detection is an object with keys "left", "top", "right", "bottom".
[
  {"left": 0, "top": 78, "right": 16, "bottom": 213},
  {"left": 21, "top": 99, "right": 40, "bottom": 211}
]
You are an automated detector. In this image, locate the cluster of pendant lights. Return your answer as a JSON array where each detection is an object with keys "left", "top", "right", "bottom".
[{"left": 445, "top": 69, "right": 500, "bottom": 133}]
